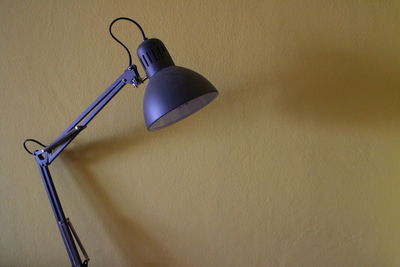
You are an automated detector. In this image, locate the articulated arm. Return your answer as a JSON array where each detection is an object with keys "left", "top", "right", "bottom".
[
  {"left": 36, "top": 65, "right": 141, "bottom": 166},
  {"left": 32, "top": 65, "right": 142, "bottom": 267}
]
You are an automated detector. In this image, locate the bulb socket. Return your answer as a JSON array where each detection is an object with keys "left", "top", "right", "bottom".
[{"left": 137, "top": 38, "right": 175, "bottom": 78}]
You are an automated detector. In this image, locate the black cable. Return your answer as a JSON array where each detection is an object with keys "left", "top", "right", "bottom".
[
  {"left": 109, "top": 17, "right": 147, "bottom": 66},
  {"left": 23, "top": 139, "right": 47, "bottom": 155},
  {"left": 24, "top": 18, "right": 146, "bottom": 156}
]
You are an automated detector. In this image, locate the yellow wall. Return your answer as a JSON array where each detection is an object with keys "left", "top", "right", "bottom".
[{"left": 1, "top": 1, "right": 400, "bottom": 266}]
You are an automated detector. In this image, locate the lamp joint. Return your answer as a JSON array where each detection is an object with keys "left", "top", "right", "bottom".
[
  {"left": 33, "top": 149, "right": 50, "bottom": 166},
  {"left": 124, "top": 65, "right": 143, "bottom": 88}
]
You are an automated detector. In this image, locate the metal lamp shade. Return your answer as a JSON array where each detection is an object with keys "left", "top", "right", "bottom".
[{"left": 143, "top": 66, "right": 218, "bottom": 131}]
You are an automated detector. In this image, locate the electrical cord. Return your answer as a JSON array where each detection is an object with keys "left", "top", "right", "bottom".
[
  {"left": 109, "top": 17, "right": 147, "bottom": 66},
  {"left": 24, "top": 18, "right": 146, "bottom": 156},
  {"left": 23, "top": 139, "right": 47, "bottom": 155}
]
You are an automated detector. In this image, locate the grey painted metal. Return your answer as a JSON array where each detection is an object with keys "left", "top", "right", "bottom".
[{"left": 32, "top": 66, "right": 140, "bottom": 266}]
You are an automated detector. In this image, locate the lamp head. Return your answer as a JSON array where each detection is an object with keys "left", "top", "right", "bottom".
[{"left": 137, "top": 38, "right": 218, "bottom": 130}]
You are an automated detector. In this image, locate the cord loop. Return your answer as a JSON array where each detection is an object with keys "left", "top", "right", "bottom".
[
  {"left": 23, "top": 139, "right": 47, "bottom": 155},
  {"left": 109, "top": 17, "right": 147, "bottom": 66}
]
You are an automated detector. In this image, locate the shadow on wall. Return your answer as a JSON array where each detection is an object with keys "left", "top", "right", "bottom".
[
  {"left": 62, "top": 127, "right": 176, "bottom": 267},
  {"left": 275, "top": 47, "right": 400, "bottom": 127},
  {"left": 205, "top": 45, "right": 400, "bottom": 142}
]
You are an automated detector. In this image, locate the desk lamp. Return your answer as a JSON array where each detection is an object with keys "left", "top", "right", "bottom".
[{"left": 23, "top": 17, "right": 218, "bottom": 266}]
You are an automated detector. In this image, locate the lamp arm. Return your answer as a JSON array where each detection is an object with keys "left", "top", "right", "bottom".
[
  {"left": 37, "top": 65, "right": 141, "bottom": 165},
  {"left": 30, "top": 65, "right": 142, "bottom": 267}
]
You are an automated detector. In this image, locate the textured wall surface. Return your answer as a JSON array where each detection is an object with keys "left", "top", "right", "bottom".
[{"left": 1, "top": 1, "right": 400, "bottom": 266}]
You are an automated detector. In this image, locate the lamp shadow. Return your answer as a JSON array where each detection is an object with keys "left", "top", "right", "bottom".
[
  {"left": 62, "top": 127, "right": 176, "bottom": 266},
  {"left": 274, "top": 46, "right": 400, "bottom": 127},
  {"left": 197, "top": 45, "right": 400, "bottom": 140}
]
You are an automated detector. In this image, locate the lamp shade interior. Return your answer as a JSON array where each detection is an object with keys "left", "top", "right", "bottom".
[{"left": 143, "top": 66, "right": 218, "bottom": 131}]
